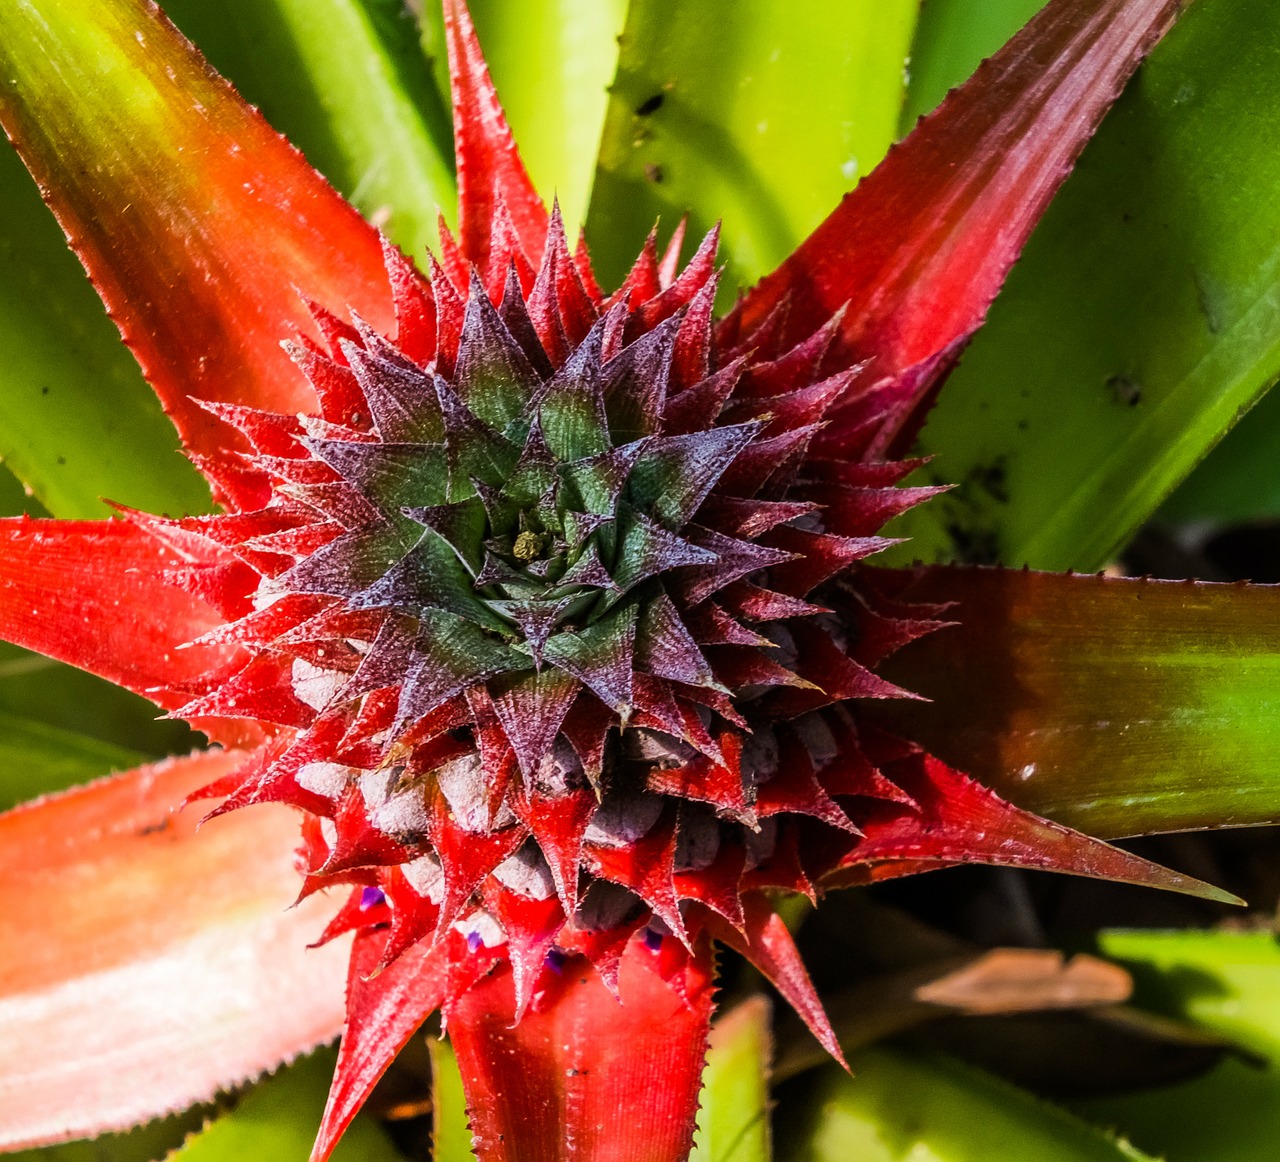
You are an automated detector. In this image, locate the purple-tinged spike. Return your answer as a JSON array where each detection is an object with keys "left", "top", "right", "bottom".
[
  {"left": 554, "top": 541, "right": 619, "bottom": 593},
  {"left": 561, "top": 510, "right": 614, "bottom": 552},
  {"left": 474, "top": 551, "right": 532, "bottom": 592},
  {"left": 542, "top": 606, "right": 638, "bottom": 716},
  {"left": 490, "top": 598, "right": 573, "bottom": 669},
  {"left": 601, "top": 311, "right": 682, "bottom": 441},
  {"left": 628, "top": 423, "right": 763, "bottom": 530},
  {"left": 699, "top": 496, "right": 822, "bottom": 539},
  {"left": 305, "top": 439, "right": 448, "bottom": 510},
  {"left": 498, "top": 261, "right": 554, "bottom": 377},
  {"left": 340, "top": 341, "right": 443, "bottom": 443},
  {"left": 280, "top": 481, "right": 382, "bottom": 530},
  {"left": 427, "top": 251, "right": 465, "bottom": 374},
  {"left": 432, "top": 374, "right": 520, "bottom": 486},
  {"left": 276, "top": 526, "right": 412, "bottom": 601},
  {"left": 608, "top": 226, "right": 662, "bottom": 311},
  {"left": 736, "top": 308, "right": 848, "bottom": 400},
  {"left": 676, "top": 526, "right": 797, "bottom": 605},
  {"left": 636, "top": 594, "right": 724, "bottom": 691},
  {"left": 540, "top": 200, "right": 598, "bottom": 345},
  {"left": 485, "top": 194, "right": 536, "bottom": 301},
  {"left": 351, "top": 313, "right": 421, "bottom": 373},
  {"left": 718, "top": 423, "right": 822, "bottom": 496},
  {"left": 662, "top": 356, "right": 748, "bottom": 436},
  {"left": 380, "top": 236, "right": 436, "bottom": 368},
  {"left": 468, "top": 476, "right": 518, "bottom": 531},
  {"left": 500, "top": 417, "right": 557, "bottom": 507},
  {"left": 536, "top": 314, "right": 611, "bottom": 462},
  {"left": 612, "top": 512, "right": 719, "bottom": 594},
  {"left": 490, "top": 668, "right": 583, "bottom": 779},
  {"left": 455, "top": 270, "right": 543, "bottom": 429},
  {"left": 681, "top": 602, "right": 774, "bottom": 648},
  {"left": 560, "top": 438, "right": 650, "bottom": 516},
  {"left": 672, "top": 272, "right": 719, "bottom": 389},
  {"left": 393, "top": 612, "right": 522, "bottom": 727},
  {"left": 634, "top": 225, "right": 720, "bottom": 337},
  {"left": 400, "top": 500, "right": 486, "bottom": 568}
]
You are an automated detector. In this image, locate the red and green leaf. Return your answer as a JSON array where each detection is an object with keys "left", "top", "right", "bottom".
[
  {"left": 0, "top": 0, "right": 395, "bottom": 508},
  {"left": 870, "top": 566, "right": 1280, "bottom": 838},
  {"left": 0, "top": 518, "right": 236, "bottom": 707},
  {"left": 721, "top": 0, "right": 1188, "bottom": 454}
]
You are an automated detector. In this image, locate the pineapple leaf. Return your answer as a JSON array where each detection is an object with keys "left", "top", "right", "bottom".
[
  {"left": 884, "top": 0, "right": 1280, "bottom": 571},
  {"left": 585, "top": 0, "right": 918, "bottom": 298},
  {"left": 690, "top": 996, "right": 773, "bottom": 1162},
  {"left": 872, "top": 566, "right": 1280, "bottom": 839},
  {"left": 1078, "top": 931, "right": 1280, "bottom": 1162},
  {"left": 163, "top": 0, "right": 455, "bottom": 262},
  {"left": 778, "top": 1048, "right": 1156, "bottom": 1162}
]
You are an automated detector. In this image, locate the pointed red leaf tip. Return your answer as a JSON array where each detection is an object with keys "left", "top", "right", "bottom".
[
  {"left": 442, "top": 0, "right": 549, "bottom": 271},
  {"left": 833, "top": 750, "right": 1240, "bottom": 905},
  {"left": 311, "top": 929, "right": 450, "bottom": 1162},
  {"left": 706, "top": 896, "right": 847, "bottom": 1070},
  {"left": 448, "top": 936, "right": 716, "bottom": 1162},
  {"left": 0, "top": 517, "right": 239, "bottom": 707},
  {"left": 0, "top": 750, "right": 351, "bottom": 1149},
  {"left": 0, "top": 0, "right": 393, "bottom": 510},
  {"left": 722, "top": 0, "right": 1189, "bottom": 452}
]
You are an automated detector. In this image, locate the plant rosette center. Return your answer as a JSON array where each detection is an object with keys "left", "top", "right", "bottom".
[{"left": 144, "top": 207, "right": 947, "bottom": 1031}]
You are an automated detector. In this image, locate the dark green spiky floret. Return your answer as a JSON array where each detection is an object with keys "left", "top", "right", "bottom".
[{"left": 275, "top": 264, "right": 787, "bottom": 781}]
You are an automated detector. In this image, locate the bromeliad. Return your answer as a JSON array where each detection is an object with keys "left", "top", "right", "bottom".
[{"left": 0, "top": 0, "right": 1226, "bottom": 1159}]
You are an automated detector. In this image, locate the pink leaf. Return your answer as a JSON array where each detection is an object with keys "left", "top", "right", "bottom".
[{"left": 0, "top": 749, "right": 351, "bottom": 1149}]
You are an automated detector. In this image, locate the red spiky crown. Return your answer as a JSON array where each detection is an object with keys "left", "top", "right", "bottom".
[{"left": 110, "top": 6, "right": 1206, "bottom": 1095}]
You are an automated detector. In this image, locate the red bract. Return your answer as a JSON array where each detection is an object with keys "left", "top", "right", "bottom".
[{"left": 0, "top": 0, "right": 1217, "bottom": 1159}]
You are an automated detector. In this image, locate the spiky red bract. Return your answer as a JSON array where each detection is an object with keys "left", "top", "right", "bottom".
[
  {"left": 0, "top": 517, "right": 236, "bottom": 710},
  {"left": 0, "top": 0, "right": 1208, "bottom": 1158}
]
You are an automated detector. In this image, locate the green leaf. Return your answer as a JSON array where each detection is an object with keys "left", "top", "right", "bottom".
[
  {"left": 0, "top": 142, "right": 210, "bottom": 519},
  {"left": 0, "top": 711, "right": 143, "bottom": 812},
  {"left": 0, "top": 461, "right": 46, "bottom": 518},
  {"left": 585, "top": 0, "right": 918, "bottom": 296},
  {"left": 428, "top": 1036, "right": 476, "bottom": 1161},
  {"left": 899, "top": 0, "right": 1047, "bottom": 130},
  {"left": 169, "top": 1047, "right": 403, "bottom": 1162},
  {"left": 884, "top": 0, "right": 1280, "bottom": 572},
  {"left": 871, "top": 567, "right": 1280, "bottom": 839},
  {"left": 777, "top": 1048, "right": 1153, "bottom": 1162},
  {"left": 690, "top": 997, "right": 772, "bottom": 1162},
  {"left": 418, "top": 0, "right": 627, "bottom": 238},
  {"left": 2, "top": 1110, "right": 208, "bottom": 1162},
  {"left": 1158, "top": 381, "right": 1280, "bottom": 522},
  {"left": 0, "top": 638, "right": 194, "bottom": 758},
  {"left": 1097, "top": 931, "right": 1280, "bottom": 1056},
  {"left": 1076, "top": 931, "right": 1280, "bottom": 1162},
  {"left": 163, "top": 0, "right": 455, "bottom": 262}
]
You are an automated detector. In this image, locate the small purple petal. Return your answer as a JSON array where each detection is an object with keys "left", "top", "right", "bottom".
[
  {"left": 359, "top": 886, "right": 386, "bottom": 911},
  {"left": 544, "top": 947, "right": 567, "bottom": 974}
]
